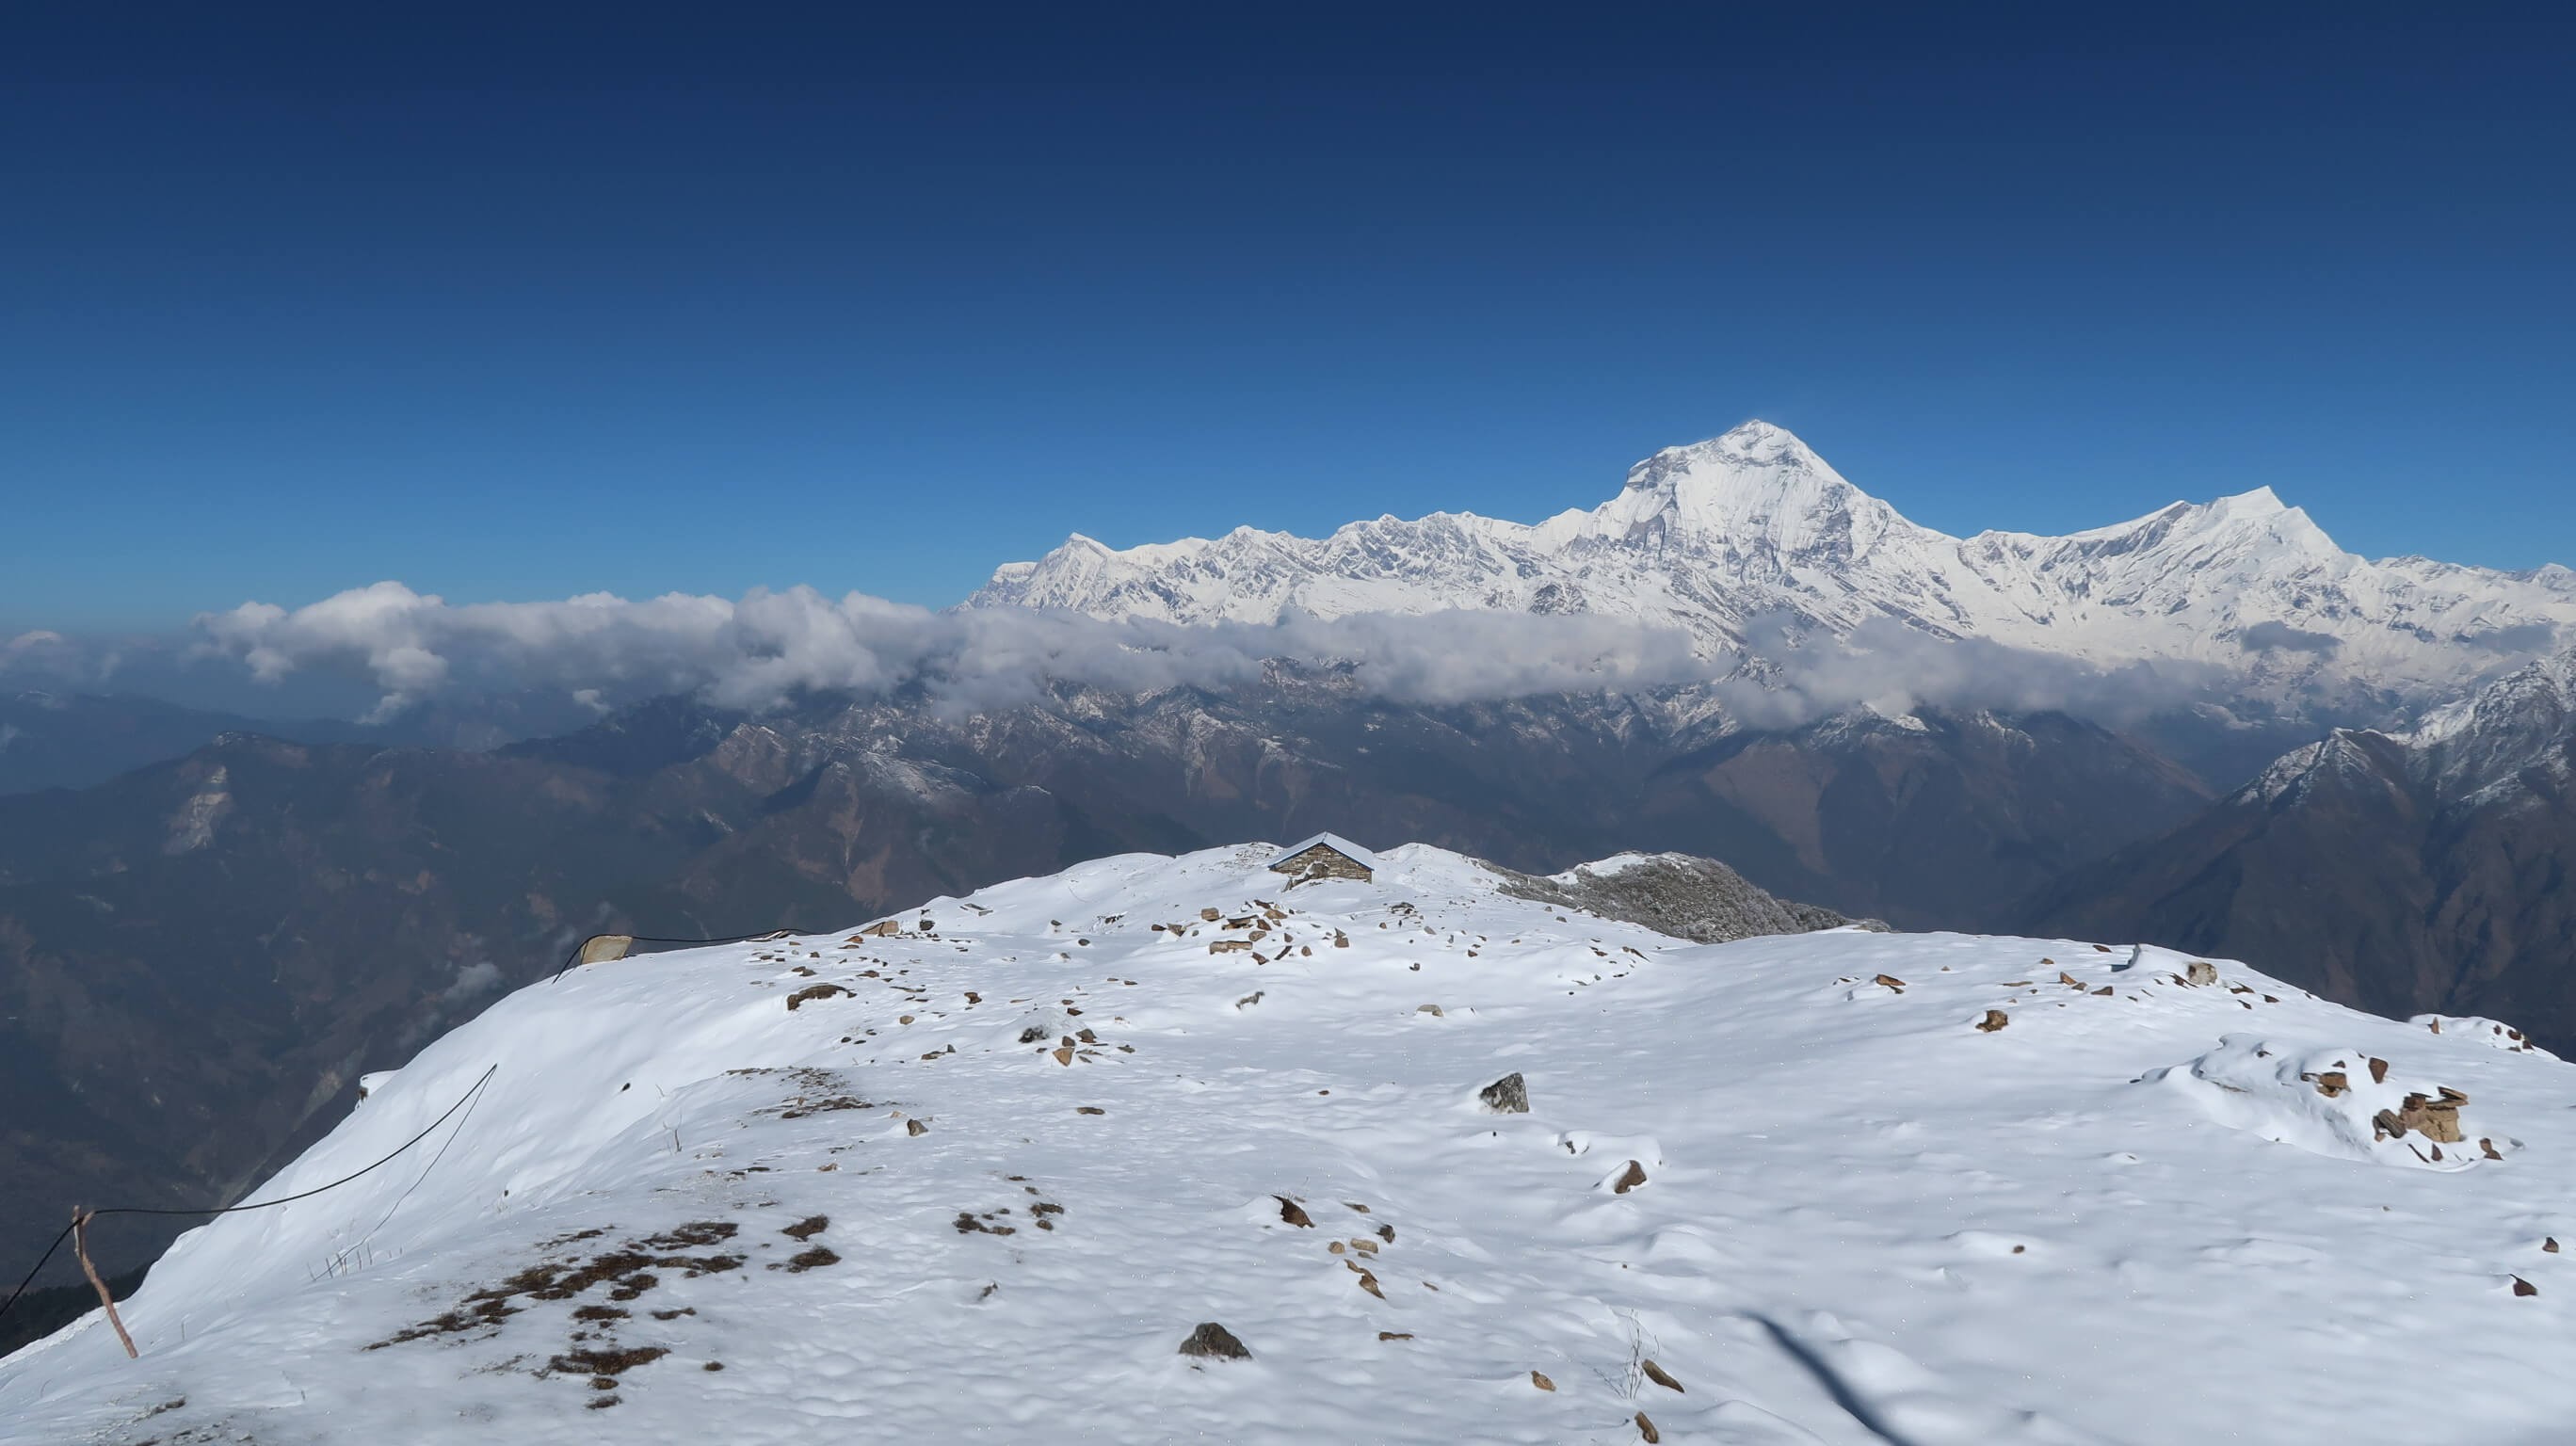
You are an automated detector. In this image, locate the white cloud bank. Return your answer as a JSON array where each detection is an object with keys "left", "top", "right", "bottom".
[
  {"left": 0, "top": 629, "right": 93, "bottom": 682},
  {"left": 191, "top": 583, "right": 1713, "bottom": 717},
  {"left": 189, "top": 583, "right": 2238, "bottom": 730},
  {"left": 1720, "top": 616, "right": 2225, "bottom": 730}
]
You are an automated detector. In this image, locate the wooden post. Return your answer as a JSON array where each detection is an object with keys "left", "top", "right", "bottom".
[{"left": 70, "top": 1209, "right": 137, "bottom": 1359}]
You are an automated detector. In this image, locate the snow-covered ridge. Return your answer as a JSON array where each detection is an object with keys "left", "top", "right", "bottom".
[
  {"left": 2238, "top": 642, "right": 2576, "bottom": 810},
  {"left": 8, "top": 843, "right": 2569, "bottom": 1444},
  {"left": 2403, "top": 644, "right": 2576, "bottom": 803},
  {"left": 970, "top": 421, "right": 2573, "bottom": 708}
]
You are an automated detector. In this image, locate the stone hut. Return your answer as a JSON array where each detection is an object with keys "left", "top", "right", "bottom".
[{"left": 1267, "top": 832, "right": 1378, "bottom": 885}]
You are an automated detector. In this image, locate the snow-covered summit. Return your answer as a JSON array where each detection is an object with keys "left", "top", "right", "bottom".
[
  {"left": 969, "top": 422, "right": 2573, "bottom": 710},
  {"left": 1586, "top": 421, "right": 1906, "bottom": 566},
  {"left": 8, "top": 842, "right": 2570, "bottom": 1443}
]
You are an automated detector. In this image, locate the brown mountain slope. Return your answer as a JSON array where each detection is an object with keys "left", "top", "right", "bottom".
[
  {"left": 0, "top": 683, "right": 2216, "bottom": 1292},
  {"left": 2025, "top": 652, "right": 2576, "bottom": 1055}
]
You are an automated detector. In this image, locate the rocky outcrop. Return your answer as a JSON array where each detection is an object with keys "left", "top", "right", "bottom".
[{"left": 1482, "top": 852, "right": 1872, "bottom": 943}]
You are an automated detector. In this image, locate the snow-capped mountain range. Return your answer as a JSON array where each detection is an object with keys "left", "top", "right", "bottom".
[
  {"left": 8, "top": 843, "right": 2568, "bottom": 1444},
  {"left": 973, "top": 421, "right": 2575, "bottom": 714}
]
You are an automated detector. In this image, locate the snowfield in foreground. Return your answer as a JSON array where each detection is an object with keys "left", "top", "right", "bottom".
[{"left": 5, "top": 844, "right": 2570, "bottom": 1445}]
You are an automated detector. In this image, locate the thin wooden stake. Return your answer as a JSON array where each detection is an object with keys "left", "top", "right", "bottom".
[{"left": 71, "top": 1209, "right": 137, "bottom": 1358}]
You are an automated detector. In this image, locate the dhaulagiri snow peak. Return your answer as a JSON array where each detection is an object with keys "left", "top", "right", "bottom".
[
  {"left": 974, "top": 422, "right": 2576, "bottom": 709},
  {"left": 5, "top": 843, "right": 2567, "bottom": 1443}
]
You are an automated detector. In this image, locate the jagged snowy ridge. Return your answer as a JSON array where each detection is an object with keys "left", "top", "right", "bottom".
[
  {"left": 5, "top": 844, "right": 2570, "bottom": 1444},
  {"left": 2240, "top": 642, "right": 2576, "bottom": 810}
]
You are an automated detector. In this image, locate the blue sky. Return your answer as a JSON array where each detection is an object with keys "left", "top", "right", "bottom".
[{"left": 5, "top": 4, "right": 2571, "bottom": 635}]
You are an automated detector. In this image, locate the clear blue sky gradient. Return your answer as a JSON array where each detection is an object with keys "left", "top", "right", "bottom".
[{"left": 4, "top": 4, "right": 2571, "bottom": 632}]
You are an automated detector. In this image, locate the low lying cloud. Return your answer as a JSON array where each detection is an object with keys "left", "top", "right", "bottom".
[
  {"left": 0, "top": 629, "right": 99, "bottom": 683},
  {"left": 192, "top": 582, "right": 1710, "bottom": 717},
  {"left": 186, "top": 580, "right": 2297, "bottom": 727},
  {"left": 186, "top": 582, "right": 2245, "bottom": 735},
  {"left": 2239, "top": 620, "right": 2343, "bottom": 656},
  {"left": 1718, "top": 616, "right": 2222, "bottom": 731},
  {"left": 2461, "top": 620, "right": 2558, "bottom": 654}
]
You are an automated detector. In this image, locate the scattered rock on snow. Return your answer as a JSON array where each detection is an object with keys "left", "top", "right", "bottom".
[
  {"left": 1635, "top": 1409, "right": 1661, "bottom": 1442},
  {"left": 1612, "top": 1160, "right": 1649, "bottom": 1194},
  {"left": 1641, "top": 1358, "right": 1682, "bottom": 1392},
  {"left": 2375, "top": 1089, "right": 2469, "bottom": 1144},
  {"left": 784, "top": 984, "right": 851, "bottom": 1011},
  {"left": 2159, "top": 1037, "right": 2490, "bottom": 1169},
  {"left": 1178, "top": 1322, "right": 1251, "bottom": 1359},
  {"left": 1530, "top": 1371, "right": 1555, "bottom": 1391},
  {"left": 1977, "top": 1009, "right": 2009, "bottom": 1032},
  {"left": 1276, "top": 1197, "right": 1312, "bottom": 1228},
  {"left": 1479, "top": 1072, "right": 1530, "bottom": 1114}
]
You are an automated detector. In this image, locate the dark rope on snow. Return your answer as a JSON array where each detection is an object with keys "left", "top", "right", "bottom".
[
  {"left": 548, "top": 928, "right": 796, "bottom": 984},
  {"left": 0, "top": 1063, "right": 500, "bottom": 1329}
]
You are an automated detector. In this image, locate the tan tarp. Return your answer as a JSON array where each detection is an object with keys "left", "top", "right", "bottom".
[{"left": 576, "top": 933, "right": 636, "bottom": 966}]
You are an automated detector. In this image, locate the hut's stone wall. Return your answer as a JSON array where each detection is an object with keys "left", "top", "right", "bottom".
[{"left": 1272, "top": 844, "right": 1374, "bottom": 883}]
